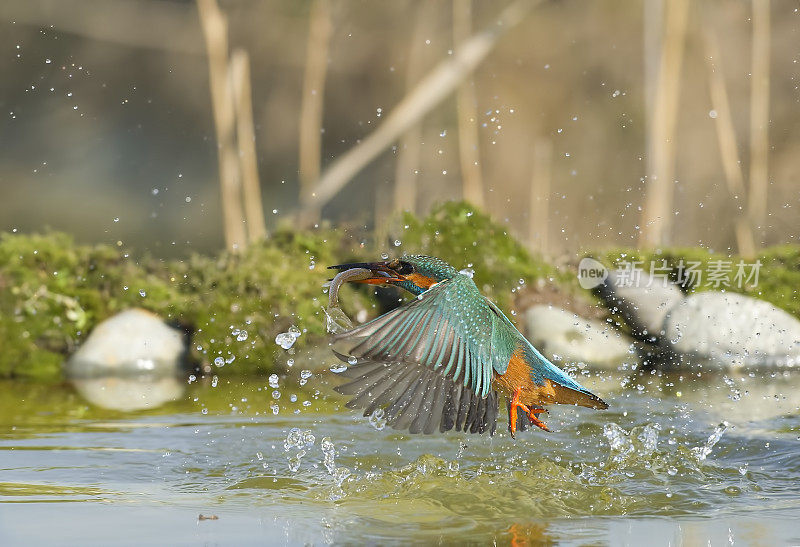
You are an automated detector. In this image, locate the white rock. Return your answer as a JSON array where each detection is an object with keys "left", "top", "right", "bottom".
[
  {"left": 663, "top": 292, "right": 800, "bottom": 367},
  {"left": 65, "top": 308, "right": 187, "bottom": 377},
  {"left": 525, "top": 305, "right": 637, "bottom": 369}
]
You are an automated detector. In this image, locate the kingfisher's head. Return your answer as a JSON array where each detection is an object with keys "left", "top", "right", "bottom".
[{"left": 329, "top": 255, "right": 459, "bottom": 295}]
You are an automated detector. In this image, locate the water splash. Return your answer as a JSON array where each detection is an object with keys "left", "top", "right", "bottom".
[
  {"left": 324, "top": 306, "right": 353, "bottom": 334},
  {"left": 368, "top": 408, "right": 387, "bottom": 431},
  {"left": 321, "top": 436, "right": 351, "bottom": 501},
  {"left": 603, "top": 423, "right": 635, "bottom": 464},
  {"left": 285, "top": 428, "right": 316, "bottom": 473},
  {"left": 602, "top": 422, "right": 662, "bottom": 472},
  {"left": 285, "top": 428, "right": 316, "bottom": 451},
  {"left": 288, "top": 450, "right": 306, "bottom": 472},
  {"left": 691, "top": 422, "right": 730, "bottom": 463}
]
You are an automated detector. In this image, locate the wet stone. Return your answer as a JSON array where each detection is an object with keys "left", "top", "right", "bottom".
[
  {"left": 663, "top": 292, "right": 800, "bottom": 367},
  {"left": 65, "top": 308, "right": 188, "bottom": 378},
  {"left": 525, "top": 305, "right": 637, "bottom": 369}
]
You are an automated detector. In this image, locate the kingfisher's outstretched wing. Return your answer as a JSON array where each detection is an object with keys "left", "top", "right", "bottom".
[{"left": 332, "top": 274, "right": 515, "bottom": 435}]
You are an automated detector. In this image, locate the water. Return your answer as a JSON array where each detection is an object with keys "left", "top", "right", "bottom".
[{"left": 2, "top": 365, "right": 800, "bottom": 545}]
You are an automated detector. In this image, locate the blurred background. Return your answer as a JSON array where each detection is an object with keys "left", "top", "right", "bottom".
[{"left": 1, "top": 0, "right": 798, "bottom": 257}]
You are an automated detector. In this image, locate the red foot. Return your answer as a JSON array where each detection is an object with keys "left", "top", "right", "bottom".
[{"left": 509, "top": 388, "right": 550, "bottom": 438}]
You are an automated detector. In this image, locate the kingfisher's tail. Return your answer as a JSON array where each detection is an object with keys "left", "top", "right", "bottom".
[
  {"left": 523, "top": 343, "right": 609, "bottom": 410},
  {"left": 548, "top": 381, "right": 608, "bottom": 409}
]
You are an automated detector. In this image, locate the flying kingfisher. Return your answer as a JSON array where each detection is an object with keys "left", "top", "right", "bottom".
[{"left": 328, "top": 255, "right": 608, "bottom": 437}]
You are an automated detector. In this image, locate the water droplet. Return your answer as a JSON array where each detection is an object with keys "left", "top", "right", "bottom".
[
  {"left": 275, "top": 331, "right": 298, "bottom": 349},
  {"left": 214, "top": 356, "right": 224, "bottom": 367},
  {"left": 368, "top": 408, "right": 387, "bottom": 430},
  {"left": 269, "top": 374, "right": 279, "bottom": 388},
  {"left": 347, "top": 355, "right": 358, "bottom": 365},
  {"left": 139, "top": 289, "right": 146, "bottom": 297},
  {"left": 236, "top": 330, "right": 248, "bottom": 341},
  {"left": 329, "top": 364, "right": 348, "bottom": 373}
]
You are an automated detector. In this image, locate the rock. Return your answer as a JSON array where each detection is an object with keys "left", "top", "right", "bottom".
[
  {"left": 597, "top": 268, "right": 685, "bottom": 342},
  {"left": 663, "top": 292, "right": 800, "bottom": 367},
  {"left": 65, "top": 309, "right": 188, "bottom": 378},
  {"left": 525, "top": 305, "right": 637, "bottom": 369}
]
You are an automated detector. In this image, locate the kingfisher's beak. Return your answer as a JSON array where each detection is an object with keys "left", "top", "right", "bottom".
[{"left": 327, "top": 261, "right": 403, "bottom": 285}]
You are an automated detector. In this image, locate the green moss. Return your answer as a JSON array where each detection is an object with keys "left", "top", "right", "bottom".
[
  {"left": 399, "top": 201, "right": 568, "bottom": 311},
  {"left": 0, "top": 205, "right": 571, "bottom": 381},
  {"left": 594, "top": 246, "right": 800, "bottom": 317},
  {"left": 0, "top": 229, "right": 373, "bottom": 381}
]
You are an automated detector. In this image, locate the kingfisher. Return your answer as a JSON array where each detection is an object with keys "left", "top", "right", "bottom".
[{"left": 328, "top": 255, "right": 608, "bottom": 437}]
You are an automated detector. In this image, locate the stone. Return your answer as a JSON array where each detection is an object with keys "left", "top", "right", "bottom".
[
  {"left": 597, "top": 268, "right": 685, "bottom": 341},
  {"left": 663, "top": 292, "right": 800, "bottom": 367},
  {"left": 525, "top": 305, "right": 637, "bottom": 369},
  {"left": 65, "top": 308, "right": 188, "bottom": 378}
]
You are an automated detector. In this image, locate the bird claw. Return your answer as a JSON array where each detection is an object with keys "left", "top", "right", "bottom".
[
  {"left": 527, "top": 407, "right": 551, "bottom": 432},
  {"left": 509, "top": 388, "right": 550, "bottom": 438}
]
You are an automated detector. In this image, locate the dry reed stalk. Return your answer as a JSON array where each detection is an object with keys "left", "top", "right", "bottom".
[
  {"left": 529, "top": 138, "right": 552, "bottom": 254},
  {"left": 454, "top": 0, "right": 484, "bottom": 208},
  {"left": 301, "top": 0, "right": 539, "bottom": 220},
  {"left": 230, "top": 49, "right": 267, "bottom": 242},
  {"left": 702, "top": 29, "right": 756, "bottom": 258},
  {"left": 393, "top": 1, "right": 439, "bottom": 216},
  {"left": 643, "top": 0, "right": 662, "bottom": 202},
  {"left": 197, "top": 0, "right": 247, "bottom": 251},
  {"left": 298, "top": 0, "right": 333, "bottom": 225},
  {"left": 638, "top": 0, "right": 689, "bottom": 248},
  {"left": 749, "top": 0, "right": 770, "bottom": 239}
]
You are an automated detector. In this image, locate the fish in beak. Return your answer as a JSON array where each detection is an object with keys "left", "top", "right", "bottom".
[{"left": 327, "top": 261, "right": 404, "bottom": 285}]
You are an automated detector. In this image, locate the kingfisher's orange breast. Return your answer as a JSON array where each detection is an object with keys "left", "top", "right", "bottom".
[{"left": 493, "top": 350, "right": 558, "bottom": 406}]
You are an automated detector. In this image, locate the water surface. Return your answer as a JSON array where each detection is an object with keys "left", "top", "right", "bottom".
[{"left": 1, "top": 364, "right": 799, "bottom": 545}]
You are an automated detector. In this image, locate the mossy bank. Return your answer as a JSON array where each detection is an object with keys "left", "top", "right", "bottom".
[
  {"left": 0, "top": 202, "right": 559, "bottom": 381},
  {"left": 3, "top": 203, "right": 798, "bottom": 381}
]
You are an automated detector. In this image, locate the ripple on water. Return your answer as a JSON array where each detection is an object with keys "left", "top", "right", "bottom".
[{"left": 3, "top": 369, "right": 800, "bottom": 544}]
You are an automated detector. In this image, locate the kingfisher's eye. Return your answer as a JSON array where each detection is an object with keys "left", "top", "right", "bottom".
[{"left": 396, "top": 261, "right": 414, "bottom": 275}]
